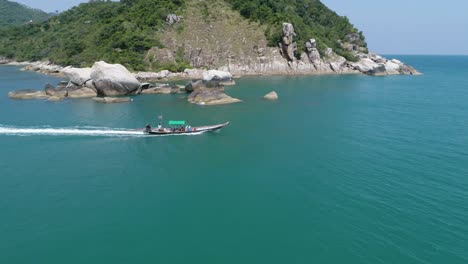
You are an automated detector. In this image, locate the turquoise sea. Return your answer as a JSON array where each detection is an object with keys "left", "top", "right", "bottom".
[{"left": 0, "top": 56, "right": 467, "bottom": 263}]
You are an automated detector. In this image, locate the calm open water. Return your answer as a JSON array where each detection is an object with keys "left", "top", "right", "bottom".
[{"left": 0, "top": 56, "right": 467, "bottom": 264}]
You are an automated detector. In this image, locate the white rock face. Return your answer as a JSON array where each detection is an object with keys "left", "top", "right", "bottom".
[
  {"left": 202, "top": 70, "right": 232, "bottom": 81},
  {"left": 384, "top": 61, "right": 401, "bottom": 74},
  {"left": 91, "top": 61, "right": 141, "bottom": 96},
  {"left": 352, "top": 58, "right": 380, "bottom": 73},
  {"left": 61, "top": 67, "right": 92, "bottom": 85},
  {"left": 329, "top": 56, "right": 347, "bottom": 72}
]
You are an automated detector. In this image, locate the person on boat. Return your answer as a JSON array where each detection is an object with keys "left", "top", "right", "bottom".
[
  {"left": 157, "top": 122, "right": 162, "bottom": 131},
  {"left": 145, "top": 124, "right": 152, "bottom": 133}
]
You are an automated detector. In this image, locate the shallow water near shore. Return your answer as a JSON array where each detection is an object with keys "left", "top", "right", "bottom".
[{"left": 1, "top": 56, "right": 467, "bottom": 264}]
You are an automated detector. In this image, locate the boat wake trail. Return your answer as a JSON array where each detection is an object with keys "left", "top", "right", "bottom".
[
  {"left": 0, "top": 125, "right": 145, "bottom": 137},
  {"left": 0, "top": 125, "right": 206, "bottom": 137}
]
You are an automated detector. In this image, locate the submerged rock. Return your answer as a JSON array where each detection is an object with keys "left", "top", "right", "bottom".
[
  {"left": 92, "top": 97, "right": 132, "bottom": 103},
  {"left": 8, "top": 89, "right": 48, "bottom": 100},
  {"left": 67, "top": 87, "right": 97, "bottom": 98},
  {"left": 264, "top": 91, "right": 278, "bottom": 100},
  {"left": 47, "top": 96, "right": 64, "bottom": 101}
]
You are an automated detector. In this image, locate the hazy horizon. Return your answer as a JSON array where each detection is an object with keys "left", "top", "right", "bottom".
[{"left": 12, "top": 0, "right": 468, "bottom": 55}]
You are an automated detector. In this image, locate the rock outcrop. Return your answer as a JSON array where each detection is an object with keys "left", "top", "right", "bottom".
[
  {"left": 8, "top": 90, "right": 48, "bottom": 100},
  {"left": 21, "top": 61, "right": 63, "bottom": 75},
  {"left": 305, "top": 39, "right": 321, "bottom": 65},
  {"left": 145, "top": 48, "right": 176, "bottom": 66},
  {"left": 0, "top": 57, "right": 10, "bottom": 64},
  {"left": 166, "top": 14, "right": 181, "bottom": 25},
  {"left": 350, "top": 54, "right": 421, "bottom": 76},
  {"left": 185, "top": 80, "right": 241, "bottom": 105},
  {"left": 202, "top": 70, "right": 235, "bottom": 85},
  {"left": 91, "top": 61, "right": 141, "bottom": 96},
  {"left": 279, "top": 23, "right": 297, "bottom": 62},
  {"left": 264, "top": 91, "right": 278, "bottom": 100}
]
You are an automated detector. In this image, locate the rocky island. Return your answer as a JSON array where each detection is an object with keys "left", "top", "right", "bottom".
[{"left": 1, "top": 0, "right": 420, "bottom": 105}]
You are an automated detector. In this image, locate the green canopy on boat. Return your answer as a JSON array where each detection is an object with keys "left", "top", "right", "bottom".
[{"left": 168, "top": 120, "right": 186, "bottom": 125}]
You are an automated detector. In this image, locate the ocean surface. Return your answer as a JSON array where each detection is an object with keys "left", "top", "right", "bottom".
[{"left": 0, "top": 56, "right": 467, "bottom": 264}]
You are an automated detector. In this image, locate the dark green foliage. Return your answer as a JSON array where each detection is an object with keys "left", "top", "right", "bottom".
[
  {"left": 0, "top": 0, "right": 50, "bottom": 28},
  {"left": 227, "top": 0, "right": 366, "bottom": 59},
  {"left": 0, "top": 0, "right": 367, "bottom": 70},
  {"left": 0, "top": 0, "right": 185, "bottom": 71}
]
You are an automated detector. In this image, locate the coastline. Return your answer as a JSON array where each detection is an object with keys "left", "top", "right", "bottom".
[{"left": 0, "top": 55, "right": 421, "bottom": 83}]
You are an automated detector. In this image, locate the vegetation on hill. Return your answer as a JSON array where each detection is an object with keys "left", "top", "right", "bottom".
[
  {"left": 0, "top": 0, "right": 185, "bottom": 70},
  {"left": 0, "top": 0, "right": 50, "bottom": 27},
  {"left": 0, "top": 0, "right": 366, "bottom": 70},
  {"left": 227, "top": 0, "right": 366, "bottom": 61}
]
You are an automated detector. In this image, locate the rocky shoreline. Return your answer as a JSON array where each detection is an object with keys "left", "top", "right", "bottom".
[
  {"left": 7, "top": 61, "right": 243, "bottom": 105},
  {"left": 2, "top": 22, "right": 421, "bottom": 106}
]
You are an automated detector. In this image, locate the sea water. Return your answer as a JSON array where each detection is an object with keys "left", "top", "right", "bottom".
[{"left": 0, "top": 56, "right": 467, "bottom": 263}]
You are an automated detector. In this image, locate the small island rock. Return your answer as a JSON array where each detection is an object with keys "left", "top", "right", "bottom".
[{"left": 264, "top": 91, "right": 279, "bottom": 100}]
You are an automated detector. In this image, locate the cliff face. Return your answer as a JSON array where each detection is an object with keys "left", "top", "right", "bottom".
[{"left": 158, "top": 0, "right": 419, "bottom": 76}]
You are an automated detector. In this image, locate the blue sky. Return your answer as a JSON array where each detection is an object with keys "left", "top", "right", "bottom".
[{"left": 14, "top": 0, "right": 468, "bottom": 55}]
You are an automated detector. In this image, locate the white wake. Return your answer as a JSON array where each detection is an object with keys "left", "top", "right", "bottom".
[
  {"left": 0, "top": 125, "right": 207, "bottom": 137},
  {"left": 0, "top": 125, "right": 144, "bottom": 137}
]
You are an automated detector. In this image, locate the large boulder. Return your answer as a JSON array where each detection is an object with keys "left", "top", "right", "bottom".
[
  {"left": 352, "top": 58, "right": 380, "bottom": 73},
  {"left": 329, "top": 56, "right": 347, "bottom": 72},
  {"left": 185, "top": 80, "right": 224, "bottom": 93},
  {"left": 8, "top": 90, "right": 48, "bottom": 100},
  {"left": 384, "top": 61, "right": 400, "bottom": 75},
  {"left": 61, "top": 66, "right": 92, "bottom": 85},
  {"left": 368, "top": 64, "right": 387, "bottom": 76},
  {"left": 91, "top": 61, "right": 141, "bottom": 96},
  {"left": 202, "top": 70, "right": 234, "bottom": 85}
]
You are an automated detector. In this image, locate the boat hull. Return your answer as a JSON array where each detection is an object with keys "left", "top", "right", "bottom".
[{"left": 144, "top": 122, "right": 229, "bottom": 135}]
